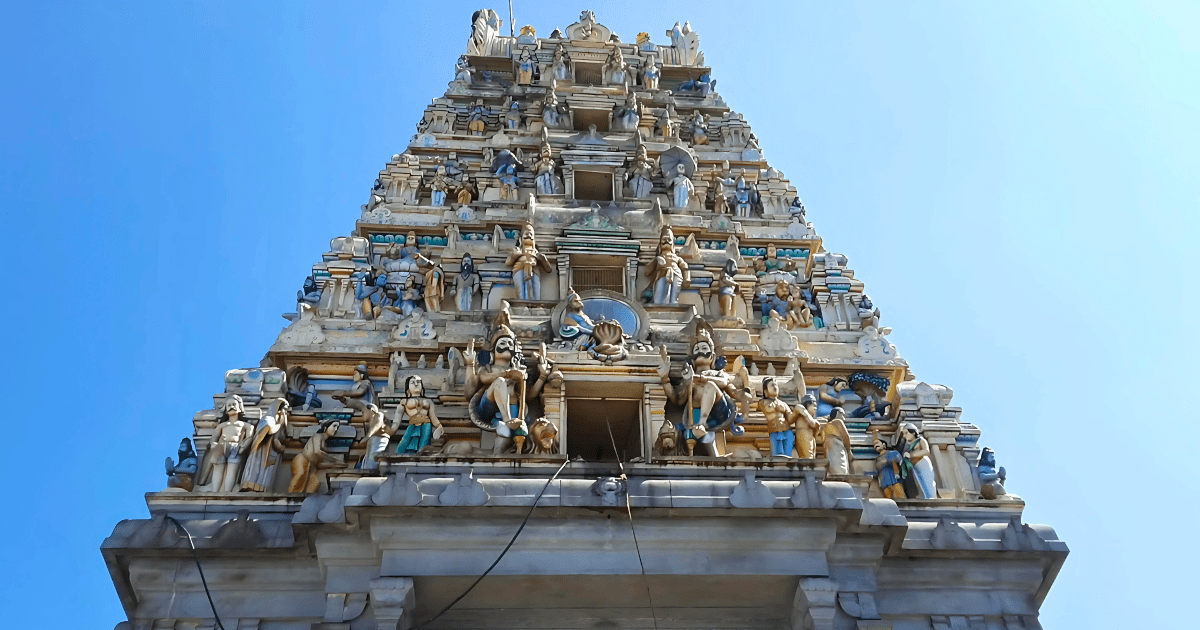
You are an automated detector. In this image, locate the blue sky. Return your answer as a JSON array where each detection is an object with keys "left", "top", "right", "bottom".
[{"left": 2, "top": 1, "right": 1197, "bottom": 627}]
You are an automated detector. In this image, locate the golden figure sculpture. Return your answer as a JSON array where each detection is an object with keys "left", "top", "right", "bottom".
[{"left": 288, "top": 420, "right": 347, "bottom": 494}]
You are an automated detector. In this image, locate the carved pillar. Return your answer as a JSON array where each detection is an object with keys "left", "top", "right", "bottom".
[
  {"left": 644, "top": 383, "right": 667, "bottom": 458},
  {"left": 369, "top": 577, "right": 416, "bottom": 630},
  {"left": 613, "top": 166, "right": 627, "bottom": 203},
  {"left": 558, "top": 256, "right": 571, "bottom": 300},
  {"left": 625, "top": 257, "right": 639, "bottom": 298},
  {"left": 563, "top": 165, "right": 576, "bottom": 200},
  {"left": 543, "top": 382, "right": 565, "bottom": 454},
  {"left": 792, "top": 578, "right": 838, "bottom": 630}
]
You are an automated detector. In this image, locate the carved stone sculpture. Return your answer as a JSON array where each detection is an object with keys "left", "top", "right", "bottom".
[
  {"left": 297, "top": 275, "right": 322, "bottom": 313},
  {"left": 611, "top": 93, "right": 641, "bottom": 132},
  {"left": 424, "top": 263, "right": 445, "bottom": 313},
  {"left": 466, "top": 9, "right": 501, "bottom": 56},
  {"left": 549, "top": 45, "right": 572, "bottom": 82},
  {"left": 759, "top": 377, "right": 795, "bottom": 457},
  {"left": 165, "top": 438, "right": 198, "bottom": 491},
  {"left": 394, "top": 375, "right": 444, "bottom": 454},
  {"left": 464, "top": 328, "right": 530, "bottom": 454},
  {"left": 666, "top": 21, "right": 703, "bottom": 66},
  {"left": 429, "top": 165, "right": 452, "bottom": 206},
  {"left": 625, "top": 145, "right": 655, "bottom": 198},
  {"left": 533, "top": 141, "right": 563, "bottom": 195},
  {"left": 528, "top": 418, "right": 559, "bottom": 455},
  {"left": 658, "top": 328, "right": 747, "bottom": 456},
  {"left": 645, "top": 226, "right": 689, "bottom": 305},
  {"left": 197, "top": 395, "right": 253, "bottom": 492},
  {"left": 794, "top": 395, "right": 820, "bottom": 459},
  {"left": 603, "top": 46, "right": 629, "bottom": 85},
  {"left": 716, "top": 258, "right": 739, "bottom": 318},
  {"left": 858, "top": 294, "right": 880, "bottom": 329},
  {"left": 516, "top": 47, "right": 536, "bottom": 84},
  {"left": 691, "top": 112, "right": 709, "bottom": 145},
  {"left": 505, "top": 223, "right": 553, "bottom": 300},
  {"left": 678, "top": 71, "right": 715, "bottom": 97},
  {"left": 452, "top": 253, "right": 481, "bottom": 311},
  {"left": 669, "top": 164, "right": 694, "bottom": 209},
  {"left": 288, "top": 419, "right": 346, "bottom": 494},
  {"left": 332, "top": 364, "right": 377, "bottom": 417},
  {"left": 817, "top": 407, "right": 854, "bottom": 475},
  {"left": 641, "top": 54, "right": 661, "bottom": 90},
  {"left": 377, "top": 232, "right": 431, "bottom": 287},
  {"left": 559, "top": 290, "right": 627, "bottom": 362}
]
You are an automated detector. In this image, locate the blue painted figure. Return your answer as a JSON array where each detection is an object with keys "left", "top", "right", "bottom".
[
  {"left": 759, "top": 282, "right": 791, "bottom": 323},
  {"left": 817, "top": 377, "right": 850, "bottom": 418},
  {"left": 733, "top": 175, "right": 753, "bottom": 217},
  {"left": 872, "top": 439, "right": 907, "bottom": 500},
  {"left": 977, "top": 447, "right": 1007, "bottom": 499},
  {"left": 848, "top": 372, "right": 892, "bottom": 420},
  {"left": 297, "top": 275, "right": 322, "bottom": 311},
  {"left": 899, "top": 423, "right": 938, "bottom": 499},
  {"left": 465, "top": 328, "right": 532, "bottom": 454},
  {"left": 678, "top": 71, "right": 716, "bottom": 97},
  {"left": 355, "top": 274, "right": 389, "bottom": 320},
  {"left": 658, "top": 328, "right": 747, "bottom": 457}
]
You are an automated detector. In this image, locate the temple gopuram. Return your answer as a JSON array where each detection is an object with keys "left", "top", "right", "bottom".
[{"left": 103, "top": 9, "right": 1067, "bottom": 630}]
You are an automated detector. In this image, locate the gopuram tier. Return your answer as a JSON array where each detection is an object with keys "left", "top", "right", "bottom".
[{"left": 104, "top": 9, "right": 1066, "bottom": 630}]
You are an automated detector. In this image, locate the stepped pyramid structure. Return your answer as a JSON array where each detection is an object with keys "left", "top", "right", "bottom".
[{"left": 103, "top": 9, "right": 1066, "bottom": 630}]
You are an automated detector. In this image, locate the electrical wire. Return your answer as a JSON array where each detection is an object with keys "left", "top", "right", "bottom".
[
  {"left": 604, "top": 412, "right": 661, "bottom": 630},
  {"left": 165, "top": 516, "right": 227, "bottom": 630},
  {"left": 412, "top": 457, "right": 572, "bottom": 630}
]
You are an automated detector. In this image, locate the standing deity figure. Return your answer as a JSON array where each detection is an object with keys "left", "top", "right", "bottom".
[
  {"left": 165, "top": 438, "right": 199, "bottom": 492},
  {"left": 505, "top": 101, "right": 522, "bottom": 130},
  {"left": 466, "top": 99, "right": 488, "bottom": 136},
  {"left": 196, "top": 395, "right": 253, "bottom": 493},
  {"left": 464, "top": 328, "right": 530, "bottom": 454},
  {"left": 716, "top": 258, "right": 740, "bottom": 318},
  {"left": 240, "top": 398, "right": 290, "bottom": 492},
  {"left": 456, "top": 176, "right": 474, "bottom": 205},
  {"left": 549, "top": 44, "right": 572, "bottom": 81},
  {"left": 759, "top": 377, "right": 795, "bottom": 457},
  {"left": 690, "top": 112, "right": 709, "bottom": 145},
  {"left": 872, "top": 435, "right": 907, "bottom": 500},
  {"left": 505, "top": 223, "right": 553, "bottom": 300},
  {"left": 611, "top": 92, "right": 641, "bottom": 132},
  {"left": 466, "top": 9, "right": 501, "bottom": 56},
  {"left": 430, "top": 166, "right": 452, "bottom": 206},
  {"left": 625, "top": 145, "right": 655, "bottom": 198},
  {"left": 657, "top": 329, "right": 748, "bottom": 456},
  {"left": 542, "top": 88, "right": 571, "bottom": 129},
  {"left": 288, "top": 419, "right": 347, "bottom": 494},
  {"left": 603, "top": 46, "right": 629, "bottom": 85},
  {"left": 733, "top": 175, "right": 753, "bottom": 217},
  {"left": 645, "top": 226, "right": 689, "bottom": 305},
  {"left": 899, "top": 422, "right": 938, "bottom": 498},
  {"left": 516, "top": 47, "right": 537, "bottom": 84},
  {"left": 452, "top": 253, "right": 481, "bottom": 311},
  {"left": 378, "top": 232, "right": 431, "bottom": 288},
  {"left": 533, "top": 142, "right": 563, "bottom": 195},
  {"left": 424, "top": 263, "right": 445, "bottom": 313},
  {"left": 360, "top": 397, "right": 395, "bottom": 469},
  {"left": 498, "top": 163, "right": 519, "bottom": 200},
  {"left": 394, "top": 375, "right": 444, "bottom": 454},
  {"left": 793, "top": 394, "right": 821, "bottom": 459},
  {"left": 454, "top": 56, "right": 473, "bottom": 84},
  {"left": 712, "top": 174, "right": 731, "bottom": 213},
  {"left": 641, "top": 55, "right": 661, "bottom": 90},
  {"left": 818, "top": 407, "right": 854, "bottom": 475},
  {"left": 656, "top": 107, "right": 675, "bottom": 138},
  {"left": 669, "top": 163, "right": 695, "bottom": 209}
]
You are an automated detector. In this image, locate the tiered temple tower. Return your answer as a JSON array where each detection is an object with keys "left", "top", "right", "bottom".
[{"left": 104, "top": 10, "right": 1066, "bottom": 630}]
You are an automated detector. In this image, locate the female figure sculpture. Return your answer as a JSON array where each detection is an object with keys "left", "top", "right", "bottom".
[
  {"left": 625, "top": 145, "right": 655, "bottom": 198},
  {"left": 818, "top": 407, "right": 854, "bottom": 475},
  {"left": 424, "top": 263, "right": 445, "bottom": 313},
  {"left": 240, "top": 398, "right": 290, "bottom": 492},
  {"left": 817, "top": 377, "right": 849, "bottom": 417},
  {"left": 900, "top": 422, "right": 938, "bottom": 498},
  {"left": 288, "top": 420, "right": 346, "bottom": 494},
  {"left": 394, "top": 375, "right": 444, "bottom": 454}
]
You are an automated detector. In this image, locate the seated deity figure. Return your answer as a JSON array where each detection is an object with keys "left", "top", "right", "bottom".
[
  {"left": 542, "top": 90, "right": 570, "bottom": 130},
  {"left": 464, "top": 328, "right": 530, "bottom": 454},
  {"left": 690, "top": 112, "right": 709, "bottom": 145},
  {"left": 655, "top": 108, "right": 675, "bottom": 138},
  {"left": 165, "top": 438, "right": 199, "bottom": 492},
  {"left": 454, "top": 56, "right": 473, "bottom": 84},
  {"left": 754, "top": 243, "right": 798, "bottom": 281},
  {"left": 858, "top": 294, "right": 880, "bottom": 329},
  {"left": 785, "top": 286, "right": 814, "bottom": 329},
  {"left": 240, "top": 398, "right": 290, "bottom": 492},
  {"left": 558, "top": 290, "right": 626, "bottom": 359},
  {"left": 790, "top": 196, "right": 807, "bottom": 222},
  {"left": 848, "top": 372, "right": 892, "bottom": 420},
  {"left": 378, "top": 232, "right": 431, "bottom": 288},
  {"left": 505, "top": 223, "right": 554, "bottom": 300},
  {"left": 456, "top": 176, "right": 474, "bottom": 205},
  {"left": 429, "top": 166, "right": 452, "bottom": 206},
  {"left": 759, "top": 377, "right": 795, "bottom": 457},
  {"left": 394, "top": 375, "right": 444, "bottom": 454},
  {"left": 611, "top": 93, "right": 641, "bottom": 132},
  {"left": 297, "top": 275, "right": 322, "bottom": 313},
  {"left": 716, "top": 258, "right": 739, "bottom": 318},
  {"left": 625, "top": 145, "right": 655, "bottom": 198},
  {"left": 355, "top": 274, "right": 389, "bottom": 320},
  {"left": 452, "top": 253, "right": 481, "bottom": 311},
  {"left": 533, "top": 142, "right": 563, "bottom": 195},
  {"left": 196, "top": 395, "right": 253, "bottom": 492},
  {"left": 505, "top": 101, "right": 522, "bottom": 130},
  {"left": 658, "top": 329, "right": 748, "bottom": 456},
  {"left": 678, "top": 71, "right": 716, "bottom": 97},
  {"left": 285, "top": 366, "right": 322, "bottom": 412},
  {"left": 644, "top": 226, "right": 689, "bottom": 305},
  {"left": 603, "top": 46, "right": 629, "bottom": 85},
  {"left": 759, "top": 282, "right": 792, "bottom": 324},
  {"left": 516, "top": 48, "right": 536, "bottom": 84},
  {"left": 669, "top": 164, "right": 694, "bottom": 209},
  {"left": 817, "top": 407, "right": 854, "bottom": 475},
  {"left": 466, "top": 99, "right": 488, "bottom": 136},
  {"left": 288, "top": 419, "right": 347, "bottom": 494},
  {"left": 549, "top": 44, "right": 571, "bottom": 81},
  {"left": 393, "top": 275, "right": 421, "bottom": 317}
]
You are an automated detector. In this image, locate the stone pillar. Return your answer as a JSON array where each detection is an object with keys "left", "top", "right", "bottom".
[
  {"left": 369, "top": 577, "right": 416, "bottom": 630},
  {"left": 625, "top": 257, "right": 639, "bottom": 298},
  {"left": 558, "top": 256, "right": 571, "bottom": 300},
  {"left": 792, "top": 577, "right": 839, "bottom": 630},
  {"left": 544, "top": 382, "right": 565, "bottom": 453},
  {"left": 644, "top": 383, "right": 667, "bottom": 458}
]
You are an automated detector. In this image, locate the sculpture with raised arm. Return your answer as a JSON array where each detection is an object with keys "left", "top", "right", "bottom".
[
  {"left": 657, "top": 327, "right": 747, "bottom": 456},
  {"left": 505, "top": 223, "right": 554, "bottom": 300}
]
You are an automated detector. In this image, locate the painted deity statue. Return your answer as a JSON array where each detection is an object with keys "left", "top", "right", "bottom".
[
  {"left": 239, "top": 398, "right": 290, "bottom": 492},
  {"left": 516, "top": 48, "right": 536, "bottom": 84},
  {"left": 498, "top": 163, "right": 519, "bottom": 200},
  {"left": 332, "top": 364, "right": 378, "bottom": 417},
  {"left": 644, "top": 226, "right": 689, "bottom": 305},
  {"left": 817, "top": 377, "right": 850, "bottom": 418},
  {"left": 690, "top": 112, "right": 709, "bottom": 145},
  {"left": 505, "top": 223, "right": 553, "bottom": 300},
  {"left": 759, "top": 377, "right": 795, "bottom": 457},
  {"left": 759, "top": 282, "right": 792, "bottom": 324},
  {"left": 559, "top": 290, "right": 625, "bottom": 360},
  {"left": 165, "top": 438, "right": 199, "bottom": 492},
  {"left": 899, "top": 422, "right": 937, "bottom": 498},
  {"left": 658, "top": 329, "right": 748, "bottom": 456},
  {"left": 504, "top": 101, "right": 522, "bottom": 130},
  {"left": 297, "top": 275, "right": 322, "bottom": 313},
  {"left": 603, "top": 46, "right": 629, "bottom": 85},
  {"left": 625, "top": 145, "right": 655, "bottom": 199},
  {"left": 429, "top": 166, "right": 452, "bottom": 206},
  {"left": 466, "top": 99, "right": 488, "bottom": 136},
  {"left": 794, "top": 394, "right": 821, "bottom": 459},
  {"left": 549, "top": 44, "right": 571, "bottom": 81},
  {"left": 452, "top": 253, "right": 481, "bottom": 311},
  {"left": 394, "top": 375, "right": 444, "bottom": 454},
  {"left": 755, "top": 243, "right": 798, "bottom": 280},
  {"left": 543, "top": 89, "right": 570, "bottom": 130},
  {"left": 733, "top": 175, "right": 754, "bottom": 217},
  {"left": 817, "top": 407, "right": 854, "bottom": 475},
  {"left": 533, "top": 142, "right": 563, "bottom": 195},
  {"left": 378, "top": 232, "right": 431, "bottom": 288},
  {"left": 716, "top": 258, "right": 739, "bottom": 318},
  {"left": 464, "top": 328, "right": 530, "bottom": 454},
  {"left": 456, "top": 176, "right": 474, "bottom": 205},
  {"left": 641, "top": 55, "right": 661, "bottom": 90},
  {"left": 669, "top": 164, "right": 694, "bottom": 209},
  {"left": 785, "top": 286, "right": 814, "bottom": 329},
  {"left": 288, "top": 420, "right": 346, "bottom": 494},
  {"left": 872, "top": 423, "right": 938, "bottom": 499},
  {"left": 611, "top": 92, "right": 641, "bottom": 132},
  {"left": 196, "top": 395, "right": 253, "bottom": 492},
  {"left": 355, "top": 274, "right": 390, "bottom": 320},
  {"left": 858, "top": 294, "right": 880, "bottom": 329},
  {"left": 424, "top": 263, "right": 445, "bottom": 313}
]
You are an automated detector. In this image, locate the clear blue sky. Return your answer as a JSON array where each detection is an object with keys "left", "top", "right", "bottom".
[{"left": 2, "top": 1, "right": 1196, "bottom": 627}]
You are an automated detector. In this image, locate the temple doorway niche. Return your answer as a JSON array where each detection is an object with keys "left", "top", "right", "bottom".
[
  {"left": 565, "top": 395, "right": 642, "bottom": 463},
  {"left": 574, "top": 169, "right": 615, "bottom": 202},
  {"left": 573, "top": 107, "right": 610, "bottom": 131}
]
